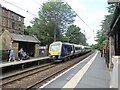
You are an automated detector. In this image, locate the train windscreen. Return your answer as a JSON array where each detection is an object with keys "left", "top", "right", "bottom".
[{"left": 50, "top": 43, "right": 60, "bottom": 52}]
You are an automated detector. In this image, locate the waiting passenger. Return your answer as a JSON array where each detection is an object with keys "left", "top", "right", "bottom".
[
  {"left": 19, "top": 48, "right": 30, "bottom": 60},
  {"left": 19, "top": 48, "right": 24, "bottom": 60},
  {"left": 8, "top": 48, "right": 16, "bottom": 62},
  {"left": 99, "top": 49, "right": 103, "bottom": 57}
]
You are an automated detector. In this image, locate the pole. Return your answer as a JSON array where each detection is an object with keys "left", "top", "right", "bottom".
[{"left": 54, "top": 24, "right": 56, "bottom": 42}]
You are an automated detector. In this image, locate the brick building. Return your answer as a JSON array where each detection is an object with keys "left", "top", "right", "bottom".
[
  {"left": 0, "top": 4, "right": 24, "bottom": 35},
  {"left": 0, "top": 5, "right": 41, "bottom": 61}
]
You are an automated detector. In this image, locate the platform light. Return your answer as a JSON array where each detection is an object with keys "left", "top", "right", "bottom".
[{"left": 108, "top": 0, "right": 120, "bottom": 4}]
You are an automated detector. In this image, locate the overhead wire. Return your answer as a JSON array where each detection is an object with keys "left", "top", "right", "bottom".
[
  {"left": 32, "top": 0, "right": 94, "bottom": 40},
  {"left": 64, "top": 1, "right": 93, "bottom": 31},
  {"left": 2, "top": 0, "right": 95, "bottom": 39},
  {"left": 64, "top": 0, "right": 95, "bottom": 40},
  {"left": 2, "top": 0, "right": 92, "bottom": 30},
  {"left": 32, "top": 0, "right": 43, "bottom": 7},
  {"left": 3, "top": 0, "right": 37, "bottom": 17}
]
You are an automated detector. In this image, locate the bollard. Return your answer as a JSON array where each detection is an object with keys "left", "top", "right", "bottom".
[{"left": 110, "top": 56, "right": 120, "bottom": 89}]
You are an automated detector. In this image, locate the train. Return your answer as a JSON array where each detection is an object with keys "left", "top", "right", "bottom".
[{"left": 48, "top": 41, "right": 91, "bottom": 62}]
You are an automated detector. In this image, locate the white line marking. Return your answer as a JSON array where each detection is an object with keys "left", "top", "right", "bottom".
[
  {"left": 62, "top": 51, "right": 98, "bottom": 88},
  {"left": 39, "top": 52, "right": 96, "bottom": 89}
]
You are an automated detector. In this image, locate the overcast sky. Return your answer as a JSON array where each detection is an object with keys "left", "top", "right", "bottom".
[{"left": 0, "top": 0, "right": 109, "bottom": 45}]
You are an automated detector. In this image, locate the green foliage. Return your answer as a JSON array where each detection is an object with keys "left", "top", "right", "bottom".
[
  {"left": 95, "top": 4, "right": 115, "bottom": 49},
  {"left": 90, "top": 44, "right": 99, "bottom": 50},
  {"left": 25, "top": 1, "right": 76, "bottom": 45},
  {"left": 24, "top": 26, "right": 34, "bottom": 35},
  {"left": 65, "top": 25, "right": 87, "bottom": 45},
  {"left": 107, "top": 4, "right": 116, "bottom": 13}
]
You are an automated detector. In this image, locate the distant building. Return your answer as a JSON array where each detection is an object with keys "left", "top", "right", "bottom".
[
  {"left": 0, "top": 4, "right": 25, "bottom": 35},
  {"left": 0, "top": 5, "right": 41, "bottom": 61},
  {"left": 1, "top": 30, "right": 40, "bottom": 59}
]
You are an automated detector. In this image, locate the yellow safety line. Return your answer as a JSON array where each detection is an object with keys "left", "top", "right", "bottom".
[{"left": 62, "top": 51, "right": 98, "bottom": 88}]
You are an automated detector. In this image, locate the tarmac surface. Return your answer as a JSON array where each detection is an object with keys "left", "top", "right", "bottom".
[{"left": 40, "top": 51, "right": 110, "bottom": 88}]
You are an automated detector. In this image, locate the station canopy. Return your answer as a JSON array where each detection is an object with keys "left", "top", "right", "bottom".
[
  {"left": 0, "top": 30, "right": 40, "bottom": 50},
  {"left": 10, "top": 33, "right": 40, "bottom": 43}
]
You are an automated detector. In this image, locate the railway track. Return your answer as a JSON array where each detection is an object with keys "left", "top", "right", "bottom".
[
  {"left": 26, "top": 58, "right": 84, "bottom": 89},
  {"left": 1, "top": 63, "right": 56, "bottom": 87},
  {"left": 1, "top": 63, "right": 52, "bottom": 80},
  {"left": 1, "top": 51, "right": 94, "bottom": 89},
  {"left": 26, "top": 51, "right": 94, "bottom": 89}
]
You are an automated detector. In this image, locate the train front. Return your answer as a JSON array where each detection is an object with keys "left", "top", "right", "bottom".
[{"left": 49, "top": 42, "right": 62, "bottom": 62}]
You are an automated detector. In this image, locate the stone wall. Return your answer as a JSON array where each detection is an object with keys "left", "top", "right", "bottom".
[
  {"left": 1, "top": 7, "right": 24, "bottom": 34},
  {"left": 0, "top": 5, "right": 2, "bottom": 35},
  {"left": 1, "top": 30, "right": 41, "bottom": 60},
  {"left": 1, "top": 30, "right": 12, "bottom": 50},
  {"left": 35, "top": 44, "right": 40, "bottom": 57},
  {"left": 109, "top": 35, "right": 115, "bottom": 70},
  {"left": 0, "top": 30, "right": 12, "bottom": 61},
  {"left": 12, "top": 42, "right": 18, "bottom": 58}
]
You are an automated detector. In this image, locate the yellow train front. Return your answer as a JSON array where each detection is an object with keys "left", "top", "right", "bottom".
[
  {"left": 49, "top": 41, "right": 91, "bottom": 62},
  {"left": 49, "top": 41, "right": 74, "bottom": 62}
]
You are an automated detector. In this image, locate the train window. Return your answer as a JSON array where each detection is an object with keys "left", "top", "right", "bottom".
[
  {"left": 50, "top": 43, "right": 60, "bottom": 52},
  {"left": 63, "top": 45, "right": 72, "bottom": 53}
]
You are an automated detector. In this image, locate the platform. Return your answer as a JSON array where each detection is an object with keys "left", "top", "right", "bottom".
[
  {"left": 0, "top": 56, "right": 49, "bottom": 68},
  {"left": 40, "top": 51, "right": 111, "bottom": 88}
]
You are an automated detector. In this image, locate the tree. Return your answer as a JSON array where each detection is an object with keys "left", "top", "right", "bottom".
[
  {"left": 29, "top": 1, "right": 76, "bottom": 45},
  {"left": 95, "top": 4, "right": 115, "bottom": 49},
  {"left": 65, "top": 25, "right": 87, "bottom": 45},
  {"left": 24, "top": 26, "right": 33, "bottom": 35}
]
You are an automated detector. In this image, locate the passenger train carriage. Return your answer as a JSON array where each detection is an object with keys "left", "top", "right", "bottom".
[{"left": 49, "top": 41, "right": 91, "bottom": 62}]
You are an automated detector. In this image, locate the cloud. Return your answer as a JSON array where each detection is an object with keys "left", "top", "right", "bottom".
[
  {"left": 73, "top": 9, "right": 108, "bottom": 45},
  {"left": 1, "top": 0, "right": 47, "bottom": 26},
  {"left": 66, "top": 0, "right": 88, "bottom": 12},
  {"left": 66, "top": 0, "right": 109, "bottom": 45},
  {"left": 80, "top": 11, "right": 108, "bottom": 23},
  {"left": 77, "top": 0, "right": 107, "bottom": 4},
  {"left": 1, "top": 0, "right": 109, "bottom": 45}
]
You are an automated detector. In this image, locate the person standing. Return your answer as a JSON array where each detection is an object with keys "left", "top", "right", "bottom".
[
  {"left": 19, "top": 48, "right": 24, "bottom": 60},
  {"left": 100, "top": 49, "right": 103, "bottom": 57},
  {"left": 8, "top": 49, "right": 16, "bottom": 62},
  {"left": 8, "top": 50, "right": 10, "bottom": 61}
]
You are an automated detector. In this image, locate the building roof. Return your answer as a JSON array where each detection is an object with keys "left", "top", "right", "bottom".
[
  {"left": 107, "top": 4, "right": 120, "bottom": 36},
  {"left": 10, "top": 33, "right": 40, "bottom": 43},
  {"left": 1, "top": 5, "right": 25, "bottom": 18}
]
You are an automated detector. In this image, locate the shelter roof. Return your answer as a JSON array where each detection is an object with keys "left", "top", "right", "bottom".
[
  {"left": 10, "top": 33, "right": 40, "bottom": 43},
  {"left": 107, "top": 4, "right": 120, "bottom": 36}
]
